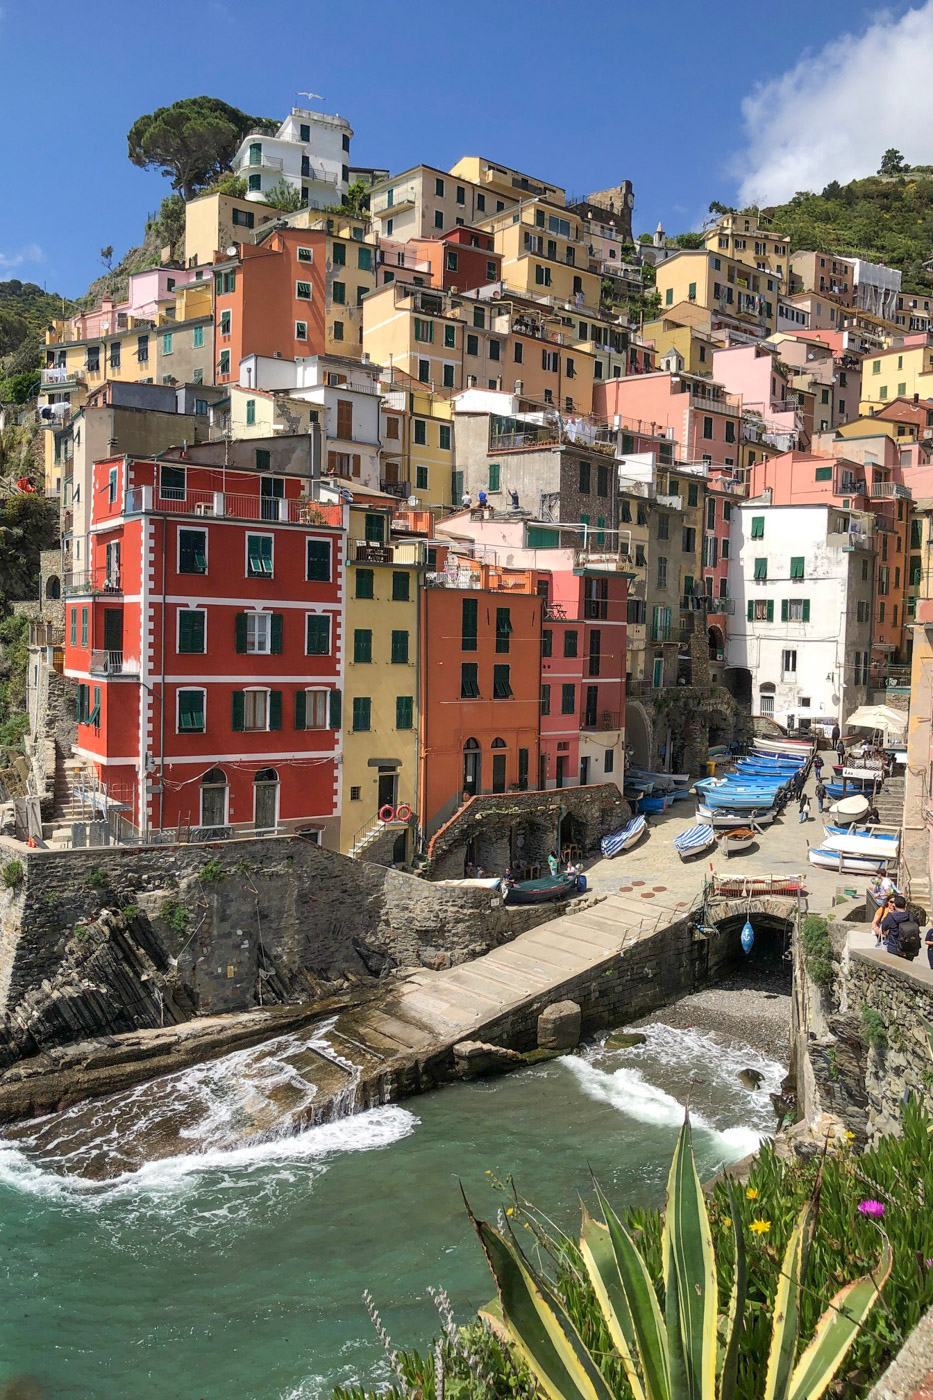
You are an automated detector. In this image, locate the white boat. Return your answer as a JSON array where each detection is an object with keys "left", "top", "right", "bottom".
[
  {"left": 697, "top": 802, "right": 775, "bottom": 829},
  {"left": 753, "top": 737, "right": 815, "bottom": 758},
  {"left": 827, "top": 794, "right": 870, "bottom": 825},
  {"left": 675, "top": 823, "right": 717, "bottom": 860},
  {"left": 808, "top": 845, "right": 895, "bottom": 874},
  {"left": 822, "top": 830, "right": 900, "bottom": 860},
  {"left": 823, "top": 823, "right": 899, "bottom": 842},
  {"left": 600, "top": 814, "right": 647, "bottom": 858},
  {"left": 717, "top": 826, "right": 756, "bottom": 856}
]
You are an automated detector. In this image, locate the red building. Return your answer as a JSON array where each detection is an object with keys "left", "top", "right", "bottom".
[
  {"left": 64, "top": 453, "right": 346, "bottom": 842},
  {"left": 701, "top": 466, "right": 745, "bottom": 677},
  {"left": 406, "top": 226, "right": 502, "bottom": 293}
]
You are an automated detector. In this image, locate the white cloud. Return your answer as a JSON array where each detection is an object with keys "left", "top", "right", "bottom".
[
  {"left": 735, "top": 4, "right": 933, "bottom": 206},
  {"left": 0, "top": 243, "right": 44, "bottom": 270}
]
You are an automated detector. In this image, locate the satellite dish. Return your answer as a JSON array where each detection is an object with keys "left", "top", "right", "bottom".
[
  {"left": 406, "top": 494, "right": 419, "bottom": 506},
  {"left": 225, "top": 245, "right": 238, "bottom": 258}
]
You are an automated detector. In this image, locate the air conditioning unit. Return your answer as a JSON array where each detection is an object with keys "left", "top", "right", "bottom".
[
  {"left": 273, "top": 351, "right": 283, "bottom": 359},
  {"left": 514, "top": 379, "right": 524, "bottom": 394},
  {"left": 923, "top": 428, "right": 933, "bottom": 440}
]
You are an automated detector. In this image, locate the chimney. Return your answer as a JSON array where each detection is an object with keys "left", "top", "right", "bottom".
[{"left": 914, "top": 392, "right": 920, "bottom": 404}]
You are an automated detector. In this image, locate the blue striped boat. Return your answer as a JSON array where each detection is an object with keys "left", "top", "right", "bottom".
[
  {"left": 674, "top": 823, "right": 716, "bottom": 860},
  {"left": 600, "top": 814, "right": 647, "bottom": 858}
]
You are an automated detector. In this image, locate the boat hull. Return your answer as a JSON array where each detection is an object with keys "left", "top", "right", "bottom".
[
  {"left": 504, "top": 874, "right": 580, "bottom": 905},
  {"left": 600, "top": 815, "right": 647, "bottom": 858},
  {"left": 808, "top": 846, "right": 894, "bottom": 874},
  {"left": 697, "top": 803, "right": 775, "bottom": 828},
  {"left": 675, "top": 824, "right": 716, "bottom": 860},
  {"left": 717, "top": 827, "right": 756, "bottom": 855}
]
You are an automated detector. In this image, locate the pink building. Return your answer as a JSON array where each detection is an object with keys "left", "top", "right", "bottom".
[
  {"left": 64, "top": 268, "right": 198, "bottom": 340},
  {"left": 594, "top": 371, "right": 742, "bottom": 469},
  {"left": 711, "top": 344, "right": 802, "bottom": 448}
]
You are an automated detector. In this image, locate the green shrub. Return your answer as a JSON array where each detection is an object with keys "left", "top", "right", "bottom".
[
  {"left": 200, "top": 857, "right": 225, "bottom": 883},
  {"left": 799, "top": 912, "right": 836, "bottom": 987},
  {"left": 2, "top": 859, "right": 23, "bottom": 889},
  {"left": 159, "top": 896, "right": 189, "bottom": 934},
  {"left": 861, "top": 1003, "right": 889, "bottom": 1050},
  {"left": 120, "top": 903, "right": 140, "bottom": 921},
  {"left": 86, "top": 867, "right": 108, "bottom": 890}
]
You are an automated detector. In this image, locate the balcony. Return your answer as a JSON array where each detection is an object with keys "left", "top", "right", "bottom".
[
  {"left": 708, "top": 598, "right": 736, "bottom": 616},
  {"left": 379, "top": 477, "right": 412, "bottom": 499},
  {"left": 870, "top": 481, "right": 913, "bottom": 501},
  {"left": 41, "top": 366, "right": 85, "bottom": 387},
  {"left": 650, "top": 624, "right": 676, "bottom": 643},
  {"left": 90, "top": 650, "right": 140, "bottom": 677},
  {"left": 239, "top": 151, "right": 284, "bottom": 172},
  {"left": 574, "top": 549, "right": 632, "bottom": 572},
  {"left": 347, "top": 538, "right": 426, "bottom": 566},
  {"left": 581, "top": 710, "right": 622, "bottom": 732},
  {"left": 124, "top": 486, "right": 345, "bottom": 528},
  {"left": 64, "top": 568, "right": 122, "bottom": 596},
  {"left": 689, "top": 390, "right": 741, "bottom": 415}
]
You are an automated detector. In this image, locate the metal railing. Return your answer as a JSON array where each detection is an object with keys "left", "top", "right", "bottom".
[
  {"left": 870, "top": 481, "right": 913, "bottom": 501},
  {"left": 347, "top": 538, "right": 426, "bottom": 566},
  {"left": 65, "top": 568, "right": 122, "bottom": 596},
  {"left": 90, "top": 650, "right": 140, "bottom": 676},
  {"left": 124, "top": 486, "right": 344, "bottom": 528},
  {"left": 581, "top": 710, "right": 621, "bottom": 731},
  {"left": 379, "top": 478, "right": 412, "bottom": 498},
  {"left": 650, "top": 624, "right": 676, "bottom": 643}
]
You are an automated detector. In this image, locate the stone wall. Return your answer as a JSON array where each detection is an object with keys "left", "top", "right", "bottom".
[
  {"left": 843, "top": 948, "right": 933, "bottom": 1139},
  {"left": 0, "top": 832, "right": 556, "bottom": 1067}
]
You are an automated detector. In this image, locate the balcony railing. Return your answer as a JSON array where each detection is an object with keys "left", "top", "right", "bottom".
[
  {"left": 689, "top": 390, "right": 741, "bottom": 414},
  {"left": 708, "top": 598, "right": 736, "bottom": 615},
  {"left": 347, "top": 538, "right": 426, "bottom": 566},
  {"left": 124, "top": 486, "right": 344, "bottom": 528},
  {"left": 581, "top": 710, "right": 622, "bottom": 731},
  {"left": 64, "top": 568, "right": 122, "bottom": 596},
  {"left": 90, "top": 650, "right": 140, "bottom": 676},
  {"left": 870, "top": 481, "right": 913, "bottom": 501},
  {"left": 379, "top": 478, "right": 412, "bottom": 498},
  {"left": 650, "top": 624, "right": 676, "bottom": 643}
]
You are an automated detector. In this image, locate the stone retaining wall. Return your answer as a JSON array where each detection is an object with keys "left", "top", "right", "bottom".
[{"left": 843, "top": 948, "right": 933, "bottom": 1139}]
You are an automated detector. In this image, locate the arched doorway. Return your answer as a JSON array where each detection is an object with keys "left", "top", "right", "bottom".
[
  {"left": 253, "top": 767, "right": 279, "bottom": 832},
  {"left": 200, "top": 768, "right": 228, "bottom": 828},
  {"left": 707, "top": 624, "right": 724, "bottom": 661},
  {"left": 758, "top": 680, "right": 776, "bottom": 722},
  {"left": 491, "top": 738, "right": 507, "bottom": 793},
  {"left": 625, "top": 702, "right": 651, "bottom": 768},
  {"left": 724, "top": 666, "right": 752, "bottom": 708},
  {"left": 45, "top": 575, "right": 61, "bottom": 600},
  {"left": 462, "top": 738, "right": 481, "bottom": 797}
]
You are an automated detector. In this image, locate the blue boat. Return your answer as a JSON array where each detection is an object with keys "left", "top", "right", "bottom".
[
  {"left": 674, "top": 823, "right": 717, "bottom": 860},
  {"left": 637, "top": 793, "right": 673, "bottom": 814},
  {"left": 824, "top": 779, "right": 880, "bottom": 800},
  {"left": 823, "top": 824, "right": 897, "bottom": 842},
  {"left": 600, "top": 814, "right": 647, "bottom": 857},
  {"left": 702, "top": 788, "right": 781, "bottom": 810}
]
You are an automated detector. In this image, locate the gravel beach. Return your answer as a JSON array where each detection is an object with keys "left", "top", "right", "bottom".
[{"left": 636, "top": 970, "right": 792, "bottom": 1061}]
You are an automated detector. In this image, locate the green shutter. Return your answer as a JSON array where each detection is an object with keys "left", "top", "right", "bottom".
[
  {"left": 747, "top": 600, "right": 754, "bottom": 621},
  {"left": 268, "top": 690, "right": 282, "bottom": 730},
  {"left": 766, "top": 600, "right": 774, "bottom": 622},
  {"left": 802, "top": 598, "right": 810, "bottom": 622},
  {"left": 235, "top": 613, "right": 248, "bottom": 653},
  {"left": 489, "top": 463, "right": 500, "bottom": 491},
  {"left": 270, "top": 614, "right": 283, "bottom": 654},
  {"left": 391, "top": 630, "right": 408, "bottom": 663},
  {"left": 179, "top": 611, "right": 204, "bottom": 653},
  {"left": 396, "top": 695, "right": 413, "bottom": 729},
  {"left": 781, "top": 599, "right": 788, "bottom": 622},
  {"left": 295, "top": 690, "right": 307, "bottom": 729},
  {"left": 329, "top": 687, "right": 342, "bottom": 729},
  {"left": 232, "top": 691, "right": 245, "bottom": 731},
  {"left": 307, "top": 615, "right": 330, "bottom": 654}
]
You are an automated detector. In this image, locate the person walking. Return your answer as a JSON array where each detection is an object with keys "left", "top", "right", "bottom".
[
  {"left": 815, "top": 780, "right": 826, "bottom": 813},
  {"left": 836, "top": 738, "right": 845, "bottom": 765},
  {"left": 872, "top": 894, "right": 894, "bottom": 947},
  {"left": 547, "top": 850, "right": 559, "bottom": 877},
  {"left": 831, "top": 723, "right": 841, "bottom": 747},
  {"left": 925, "top": 924, "right": 933, "bottom": 970},
  {"left": 813, "top": 753, "right": 823, "bottom": 780},
  {"left": 798, "top": 792, "right": 811, "bottom": 823}
]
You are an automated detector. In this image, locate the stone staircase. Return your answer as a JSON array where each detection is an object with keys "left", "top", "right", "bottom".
[{"left": 43, "top": 754, "right": 92, "bottom": 848}]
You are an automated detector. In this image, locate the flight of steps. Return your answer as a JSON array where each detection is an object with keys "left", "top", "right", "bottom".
[{"left": 43, "top": 755, "right": 91, "bottom": 848}]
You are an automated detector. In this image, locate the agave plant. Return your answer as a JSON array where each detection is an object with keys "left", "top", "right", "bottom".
[{"left": 469, "top": 1117, "right": 891, "bottom": 1400}]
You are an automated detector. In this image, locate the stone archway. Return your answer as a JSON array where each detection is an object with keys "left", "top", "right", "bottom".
[{"left": 625, "top": 700, "right": 652, "bottom": 768}]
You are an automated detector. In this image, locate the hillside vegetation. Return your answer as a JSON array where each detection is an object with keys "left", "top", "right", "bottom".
[
  {"left": 0, "top": 281, "right": 72, "bottom": 361},
  {"left": 762, "top": 170, "right": 933, "bottom": 287}
]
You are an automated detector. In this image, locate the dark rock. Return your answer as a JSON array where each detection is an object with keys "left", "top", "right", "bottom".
[
  {"left": 605, "top": 1030, "right": 648, "bottom": 1049},
  {"left": 453, "top": 1040, "right": 525, "bottom": 1079},
  {"left": 738, "top": 1067, "right": 764, "bottom": 1090}
]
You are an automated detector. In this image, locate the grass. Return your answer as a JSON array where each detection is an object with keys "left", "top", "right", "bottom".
[
  {"left": 799, "top": 912, "right": 836, "bottom": 988},
  {"left": 2, "top": 859, "right": 23, "bottom": 889},
  {"left": 861, "top": 1003, "right": 889, "bottom": 1051}
]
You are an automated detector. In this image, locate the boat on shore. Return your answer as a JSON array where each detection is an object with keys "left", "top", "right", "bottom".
[
  {"left": 823, "top": 823, "right": 898, "bottom": 843},
  {"left": 637, "top": 793, "right": 674, "bottom": 814},
  {"left": 674, "top": 824, "right": 716, "bottom": 860},
  {"left": 717, "top": 826, "right": 756, "bottom": 856},
  {"left": 697, "top": 802, "right": 775, "bottom": 828},
  {"left": 599, "top": 814, "right": 647, "bottom": 858},
  {"left": 753, "top": 737, "right": 815, "bottom": 758},
  {"left": 827, "top": 794, "right": 870, "bottom": 824},
  {"left": 807, "top": 846, "right": 895, "bottom": 874},
  {"left": 822, "top": 830, "right": 900, "bottom": 860},
  {"left": 504, "top": 873, "right": 581, "bottom": 905}
]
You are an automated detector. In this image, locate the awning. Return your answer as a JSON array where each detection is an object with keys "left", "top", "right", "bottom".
[{"left": 845, "top": 703, "right": 906, "bottom": 733}]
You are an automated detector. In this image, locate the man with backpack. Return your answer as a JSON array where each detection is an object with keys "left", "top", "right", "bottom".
[
  {"left": 815, "top": 780, "right": 827, "bottom": 813},
  {"left": 881, "top": 894, "right": 921, "bottom": 959}
]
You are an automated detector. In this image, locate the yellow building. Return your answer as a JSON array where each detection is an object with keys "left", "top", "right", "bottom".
[
  {"left": 704, "top": 211, "right": 790, "bottom": 280},
  {"left": 381, "top": 387, "right": 455, "bottom": 510},
  {"left": 477, "top": 198, "right": 601, "bottom": 311},
  {"left": 449, "top": 157, "right": 565, "bottom": 206},
  {"left": 860, "top": 342, "right": 933, "bottom": 408},
  {"left": 184, "top": 189, "right": 287, "bottom": 269},
  {"left": 642, "top": 312, "right": 718, "bottom": 377},
  {"left": 655, "top": 249, "right": 780, "bottom": 336},
  {"left": 340, "top": 494, "right": 425, "bottom": 859}
]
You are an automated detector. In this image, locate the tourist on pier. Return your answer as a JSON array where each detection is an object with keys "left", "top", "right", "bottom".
[
  {"left": 813, "top": 754, "right": 823, "bottom": 779},
  {"left": 815, "top": 780, "right": 827, "bottom": 813},
  {"left": 836, "top": 739, "right": 846, "bottom": 764},
  {"left": 798, "top": 792, "right": 811, "bottom": 823},
  {"left": 872, "top": 894, "right": 894, "bottom": 946},
  {"left": 831, "top": 723, "right": 841, "bottom": 747},
  {"left": 881, "top": 894, "right": 911, "bottom": 957}
]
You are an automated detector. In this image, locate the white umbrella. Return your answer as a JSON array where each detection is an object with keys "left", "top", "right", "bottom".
[{"left": 845, "top": 703, "right": 906, "bottom": 734}]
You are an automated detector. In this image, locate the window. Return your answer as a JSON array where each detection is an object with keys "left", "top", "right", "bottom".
[
  {"left": 391, "top": 630, "right": 409, "bottom": 663},
  {"left": 245, "top": 399, "right": 256, "bottom": 426},
  {"left": 332, "top": 281, "right": 346, "bottom": 304},
  {"left": 488, "top": 463, "right": 501, "bottom": 491},
  {"left": 296, "top": 320, "right": 308, "bottom": 340},
  {"left": 413, "top": 419, "right": 427, "bottom": 446},
  {"left": 219, "top": 349, "right": 231, "bottom": 376},
  {"left": 578, "top": 460, "right": 591, "bottom": 493},
  {"left": 466, "top": 333, "right": 479, "bottom": 356},
  {"left": 751, "top": 516, "right": 765, "bottom": 539},
  {"left": 542, "top": 628, "right": 553, "bottom": 657},
  {"left": 219, "top": 310, "right": 232, "bottom": 336},
  {"left": 352, "top": 697, "right": 371, "bottom": 732},
  {"left": 748, "top": 599, "right": 774, "bottom": 622},
  {"left": 109, "top": 342, "right": 121, "bottom": 368},
  {"left": 415, "top": 465, "right": 429, "bottom": 490},
  {"left": 477, "top": 193, "right": 486, "bottom": 212},
  {"left": 781, "top": 649, "right": 797, "bottom": 676},
  {"left": 513, "top": 340, "right": 523, "bottom": 364},
  {"left": 70, "top": 607, "right": 76, "bottom": 646},
  {"left": 446, "top": 251, "right": 459, "bottom": 272},
  {"left": 563, "top": 630, "right": 578, "bottom": 658},
  {"left": 495, "top": 607, "right": 512, "bottom": 653},
  {"left": 392, "top": 571, "right": 410, "bottom": 601},
  {"left": 788, "top": 556, "right": 806, "bottom": 581},
  {"left": 443, "top": 325, "right": 456, "bottom": 349},
  {"left": 434, "top": 210, "right": 444, "bottom": 229},
  {"left": 461, "top": 596, "right": 477, "bottom": 650},
  {"left": 814, "top": 466, "right": 833, "bottom": 482},
  {"left": 295, "top": 280, "right": 312, "bottom": 301},
  {"left": 460, "top": 662, "right": 480, "bottom": 697},
  {"left": 356, "top": 568, "right": 374, "bottom": 599},
  {"left": 178, "top": 528, "right": 207, "bottom": 574},
  {"left": 754, "top": 558, "right": 768, "bottom": 580},
  {"left": 306, "top": 539, "right": 331, "bottom": 581},
  {"left": 354, "top": 628, "right": 373, "bottom": 663},
  {"left": 233, "top": 208, "right": 254, "bottom": 229},
  {"left": 331, "top": 242, "right": 346, "bottom": 267},
  {"left": 657, "top": 556, "right": 668, "bottom": 589},
  {"left": 396, "top": 695, "right": 414, "bottom": 730},
  {"left": 597, "top": 463, "right": 608, "bottom": 497},
  {"left": 657, "top": 513, "right": 669, "bottom": 540},
  {"left": 782, "top": 598, "right": 810, "bottom": 622},
  {"left": 561, "top": 683, "right": 576, "bottom": 714},
  {"left": 682, "top": 527, "right": 696, "bottom": 553},
  {"left": 493, "top": 664, "right": 512, "bottom": 699},
  {"left": 246, "top": 534, "right": 273, "bottom": 577},
  {"left": 178, "top": 609, "right": 205, "bottom": 654},
  {"left": 177, "top": 689, "right": 205, "bottom": 733},
  {"left": 439, "top": 424, "right": 451, "bottom": 451},
  {"left": 306, "top": 614, "right": 331, "bottom": 655},
  {"left": 541, "top": 683, "right": 551, "bottom": 715},
  {"left": 535, "top": 264, "right": 552, "bottom": 286},
  {"left": 357, "top": 246, "right": 372, "bottom": 271},
  {"left": 486, "top": 260, "right": 497, "bottom": 281},
  {"left": 414, "top": 317, "right": 434, "bottom": 343},
  {"left": 687, "top": 483, "right": 699, "bottom": 508}
]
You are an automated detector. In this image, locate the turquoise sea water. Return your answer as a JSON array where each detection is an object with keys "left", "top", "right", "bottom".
[{"left": 0, "top": 1022, "right": 784, "bottom": 1400}]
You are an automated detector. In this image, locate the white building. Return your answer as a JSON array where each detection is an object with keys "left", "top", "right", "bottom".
[
  {"left": 846, "top": 257, "right": 901, "bottom": 322},
  {"left": 233, "top": 107, "right": 352, "bottom": 210},
  {"left": 726, "top": 500, "right": 874, "bottom": 732}
]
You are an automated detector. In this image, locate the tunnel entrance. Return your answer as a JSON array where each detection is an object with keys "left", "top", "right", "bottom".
[{"left": 711, "top": 911, "right": 794, "bottom": 993}]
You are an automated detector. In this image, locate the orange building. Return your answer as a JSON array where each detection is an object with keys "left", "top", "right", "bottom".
[
  {"left": 418, "top": 564, "right": 542, "bottom": 833},
  {"left": 405, "top": 226, "right": 501, "bottom": 293},
  {"left": 213, "top": 223, "right": 375, "bottom": 385}
]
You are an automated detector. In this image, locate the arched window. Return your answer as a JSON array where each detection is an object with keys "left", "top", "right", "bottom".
[
  {"left": 491, "top": 737, "right": 506, "bottom": 748},
  {"left": 200, "top": 768, "right": 228, "bottom": 828},
  {"left": 46, "top": 576, "right": 61, "bottom": 600}
]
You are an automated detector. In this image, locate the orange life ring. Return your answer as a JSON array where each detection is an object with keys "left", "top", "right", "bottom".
[
  {"left": 378, "top": 805, "right": 395, "bottom": 822},
  {"left": 395, "top": 803, "right": 412, "bottom": 822}
]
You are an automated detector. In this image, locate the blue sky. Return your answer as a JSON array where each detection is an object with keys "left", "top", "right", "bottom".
[{"left": 0, "top": 0, "right": 920, "bottom": 297}]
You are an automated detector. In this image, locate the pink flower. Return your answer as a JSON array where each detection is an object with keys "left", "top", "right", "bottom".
[{"left": 858, "top": 1200, "right": 885, "bottom": 1219}]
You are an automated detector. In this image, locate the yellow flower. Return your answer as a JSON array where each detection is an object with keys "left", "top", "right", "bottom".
[
  {"left": 845, "top": 1131, "right": 855, "bottom": 1141},
  {"left": 750, "top": 1219, "right": 771, "bottom": 1235},
  {"left": 745, "top": 1188, "right": 758, "bottom": 1200},
  {"left": 506, "top": 1207, "right": 514, "bottom": 1216},
  {"left": 485, "top": 1170, "right": 491, "bottom": 1175}
]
